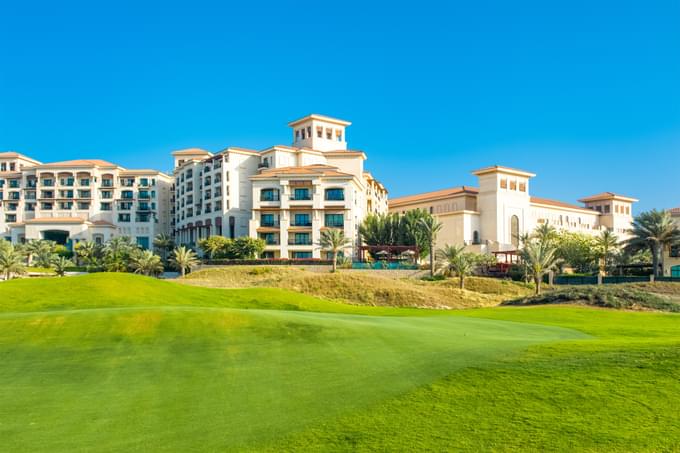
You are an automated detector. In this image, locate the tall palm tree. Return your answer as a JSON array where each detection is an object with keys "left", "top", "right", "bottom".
[
  {"left": 626, "top": 209, "right": 680, "bottom": 277},
  {"left": 129, "top": 250, "right": 164, "bottom": 277},
  {"left": 436, "top": 244, "right": 476, "bottom": 289},
  {"left": 318, "top": 229, "right": 352, "bottom": 272},
  {"left": 52, "top": 256, "right": 73, "bottom": 277},
  {"left": 595, "top": 230, "right": 619, "bottom": 275},
  {"left": 0, "top": 246, "right": 26, "bottom": 280},
  {"left": 419, "top": 216, "right": 443, "bottom": 277},
  {"left": 170, "top": 246, "right": 199, "bottom": 277},
  {"left": 520, "top": 239, "right": 561, "bottom": 295},
  {"left": 153, "top": 233, "right": 175, "bottom": 262},
  {"left": 533, "top": 223, "right": 558, "bottom": 246}
]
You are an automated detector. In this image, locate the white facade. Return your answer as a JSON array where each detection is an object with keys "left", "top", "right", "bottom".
[
  {"left": 172, "top": 114, "right": 388, "bottom": 258},
  {"left": 0, "top": 153, "right": 173, "bottom": 249},
  {"left": 390, "top": 165, "right": 638, "bottom": 253}
]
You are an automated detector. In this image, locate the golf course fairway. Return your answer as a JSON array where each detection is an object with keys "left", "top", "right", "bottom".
[{"left": 1, "top": 273, "right": 679, "bottom": 452}]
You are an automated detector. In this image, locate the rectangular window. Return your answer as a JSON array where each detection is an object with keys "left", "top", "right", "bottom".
[
  {"left": 260, "top": 188, "right": 280, "bottom": 201},
  {"left": 294, "top": 213, "right": 311, "bottom": 226},
  {"left": 326, "top": 128, "right": 332, "bottom": 139},
  {"left": 604, "top": 205, "right": 611, "bottom": 214},
  {"left": 261, "top": 213, "right": 276, "bottom": 227},
  {"left": 291, "top": 233, "right": 311, "bottom": 245},
  {"left": 519, "top": 182, "right": 526, "bottom": 192},
  {"left": 41, "top": 202, "right": 53, "bottom": 210},
  {"left": 79, "top": 178, "right": 90, "bottom": 186},
  {"left": 509, "top": 180, "right": 517, "bottom": 190},
  {"left": 293, "top": 188, "right": 310, "bottom": 200},
  {"left": 292, "top": 251, "right": 313, "bottom": 259},
  {"left": 324, "top": 188, "right": 344, "bottom": 201},
  {"left": 259, "top": 232, "right": 278, "bottom": 245},
  {"left": 324, "top": 214, "right": 344, "bottom": 228},
  {"left": 122, "top": 190, "right": 134, "bottom": 199},
  {"left": 9, "top": 179, "right": 19, "bottom": 188},
  {"left": 101, "top": 190, "right": 113, "bottom": 199},
  {"left": 336, "top": 130, "right": 342, "bottom": 141},
  {"left": 136, "top": 236, "right": 150, "bottom": 249},
  {"left": 101, "top": 202, "right": 112, "bottom": 211},
  {"left": 118, "top": 213, "right": 131, "bottom": 222},
  {"left": 77, "top": 202, "right": 90, "bottom": 210},
  {"left": 500, "top": 179, "right": 508, "bottom": 189},
  {"left": 671, "top": 245, "right": 680, "bottom": 258},
  {"left": 316, "top": 127, "right": 323, "bottom": 138}
]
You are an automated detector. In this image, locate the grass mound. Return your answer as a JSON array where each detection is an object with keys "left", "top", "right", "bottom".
[
  {"left": 183, "top": 267, "right": 534, "bottom": 309},
  {"left": 504, "top": 285, "right": 680, "bottom": 312}
]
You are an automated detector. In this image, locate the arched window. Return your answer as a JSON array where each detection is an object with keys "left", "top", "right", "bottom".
[
  {"left": 472, "top": 230, "right": 480, "bottom": 245},
  {"left": 510, "top": 215, "right": 520, "bottom": 247}
]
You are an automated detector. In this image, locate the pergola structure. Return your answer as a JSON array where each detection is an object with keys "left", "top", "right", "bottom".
[
  {"left": 490, "top": 250, "right": 521, "bottom": 274},
  {"left": 358, "top": 245, "right": 420, "bottom": 262}
]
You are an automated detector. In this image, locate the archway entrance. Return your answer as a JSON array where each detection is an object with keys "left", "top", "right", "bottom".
[{"left": 42, "top": 230, "right": 70, "bottom": 245}]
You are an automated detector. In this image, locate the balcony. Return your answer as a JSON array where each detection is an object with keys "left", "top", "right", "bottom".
[
  {"left": 260, "top": 220, "right": 280, "bottom": 228},
  {"left": 290, "top": 221, "right": 312, "bottom": 227},
  {"left": 288, "top": 238, "right": 313, "bottom": 246}
]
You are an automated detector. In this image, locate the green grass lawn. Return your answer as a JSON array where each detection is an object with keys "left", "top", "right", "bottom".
[{"left": 1, "top": 273, "right": 679, "bottom": 451}]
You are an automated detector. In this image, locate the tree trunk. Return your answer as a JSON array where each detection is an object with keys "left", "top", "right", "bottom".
[
  {"left": 180, "top": 267, "right": 186, "bottom": 278},
  {"left": 459, "top": 275, "right": 464, "bottom": 290},
  {"left": 535, "top": 276, "right": 541, "bottom": 295},
  {"left": 332, "top": 251, "right": 337, "bottom": 273},
  {"left": 429, "top": 244, "right": 435, "bottom": 277},
  {"left": 651, "top": 245, "right": 660, "bottom": 278}
]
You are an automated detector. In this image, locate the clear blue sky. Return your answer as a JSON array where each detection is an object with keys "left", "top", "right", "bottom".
[{"left": 1, "top": 0, "right": 678, "bottom": 212}]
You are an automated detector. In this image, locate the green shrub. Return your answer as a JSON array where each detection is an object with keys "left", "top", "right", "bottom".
[{"left": 505, "top": 285, "right": 679, "bottom": 312}]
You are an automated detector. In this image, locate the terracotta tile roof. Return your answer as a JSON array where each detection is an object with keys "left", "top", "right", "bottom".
[
  {"left": 0, "top": 151, "right": 42, "bottom": 164},
  {"left": 24, "top": 217, "right": 86, "bottom": 224},
  {"left": 90, "top": 220, "right": 116, "bottom": 227},
  {"left": 530, "top": 197, "right": 597, "bottom": 213},
  {"left": 172, "top": 148, "right": 212, "bottom": 156},
  {"left": 471, "top": 165, "right": 536, "bottom": 178},
  {"left": 578, "top": 192, "right": 638, "bottom": 203},
  {"left": 389, "top": 186, "right": 479, "bottom": 207},
  {"left": 251, "top": 164, "right": 353, "bottom": 179},
  {"left": 38, "top": 159, "right": 118, "bottom": 168},
  {"left": 288, "top": 114, "right": 351, "bottom": 127},
  {"left": 669, "top": 207, "right": 680, "bottom": 216}
]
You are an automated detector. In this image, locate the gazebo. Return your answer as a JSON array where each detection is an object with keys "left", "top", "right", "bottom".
[{"left": 358, "top": 245, "right": 420, "bottom": 263}]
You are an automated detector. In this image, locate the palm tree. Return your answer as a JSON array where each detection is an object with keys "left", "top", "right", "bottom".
[
  {"left": 170, "top": 246, "right": 199, "bottom": 277},
  {"left": 436, "top": 244, "right": 476, "bottom": 289},
  {"left": 520, "top": 239, "right": 561, "bottom": 295},
  {"left": 129, "top": 250, "right": 164, "bottom": 277},
  {"left": 0, "top": 246, "right": 26, "bottom": 280},
  {"left": 318, "top": 229, "right": 352, "bottom": 272},
  {"left": 533, "top": 223, "right": 558, "bottom": 246},
  {"left": 153, "top": 233, "right": 175, "bottom": 261},
  {"left": 419, "top": 216, "right": 443, "bottom": 277},
  {"left": 35, "top": 250, "right": 56, "bottom": 269},
  {"left": 24, "top": 239, "right": 54, "bottom": 266},
  {"left": 52, "top": 256, "right": 73, "bottom": 277},
  {"left": 626, "top": 209, "right": 680, "bottom": 277},
  {"left": 595, "top": 230, "right": 619, "bottom": 275},
  {"left": 74, "top": 240, "right": 98, "bottom": 266}
]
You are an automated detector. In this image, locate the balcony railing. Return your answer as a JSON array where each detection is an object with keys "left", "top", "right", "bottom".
[
  {"left": 288, "top": 238, "right": 313, "bottom": 246},
  {"left": 290, "top": 221, "right": 312, "bottom": 227},
  {"left": 260, "top": 220, "right": 280, "bottom": 228}
]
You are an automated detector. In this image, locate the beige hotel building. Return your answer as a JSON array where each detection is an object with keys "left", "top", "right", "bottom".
[
  {"left": 171, "top": 114, "right": 388, "bottom": 259},
  {"left": 390, "top": 165, "right": 638, "bottom": 256},
  {"left": 0, "top": 153, "right": 173, "bottom": 248}
]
